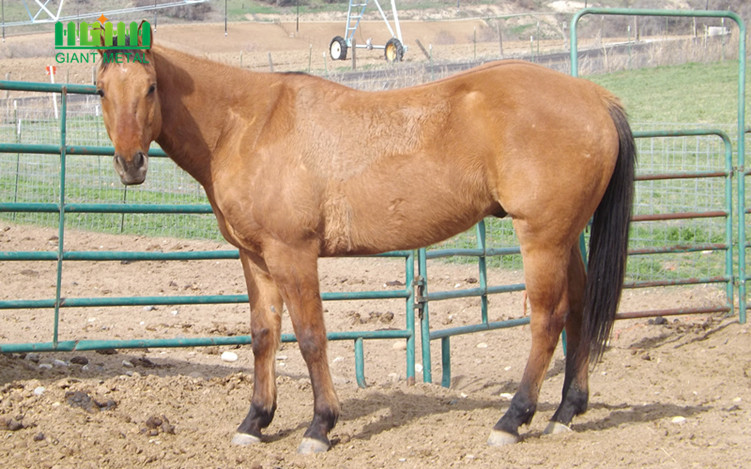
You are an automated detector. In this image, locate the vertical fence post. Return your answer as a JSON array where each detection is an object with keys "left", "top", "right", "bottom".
[
  {"left": 497, "top": 20, "right": 503, "bottom": 58},
  {"left": 417, "top": 248, "right": 432, "bottom": 383},
  {"left": 477, "top": 220, "right": 488, "bottom": 324},
  {"left": 473, "top": 27, "right": 477, "bottom": 61},
  {"left": 429, "top": 44, "right": 433, "bottom": 81},
  {"left": 725, "top": 135, "right": 736, "bottom": 312},
  {"left": 405, "top": 249, "right": 416, "bottom": 384},
  {"left": 440, "top": 336, "right": 451, "bottom": 388},
  {"left": 53, "top": 87, "right": 69, "bottom": 347},
  {"left": 735, "top": 21, "right": 747, "bottom": 324},
  {"left": 12, "top": 101, "right": 20, "bottom": 214},
  {"left": 120, "top": 186, "right": 127, "bottom": 233},
  {"left": 354, "top": 337, "right": 366, "bottom": 387}
]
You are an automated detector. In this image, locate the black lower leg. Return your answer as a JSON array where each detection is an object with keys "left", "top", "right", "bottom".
[
  {"left": 551, "top": 358, "right": 589, "bottom": 425},
  {"left": 493, "top": 390, "right": 537, "bottom": 437},
  {"left": 303, "top": 406, "right": 338, "bottom": 445},
  {"left": 552, "top": 385, "right": 588, "bottom": 425},
  {"left": 237, "top": 402, "right": 277, "bottom": 438}
]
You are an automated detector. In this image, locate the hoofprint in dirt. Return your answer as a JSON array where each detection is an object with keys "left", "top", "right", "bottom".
[{"left": 1, "top": 223, "right": 750, "bottom": 467}]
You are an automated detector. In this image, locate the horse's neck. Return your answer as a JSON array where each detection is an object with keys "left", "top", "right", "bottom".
[{"left": 152, "top": 46, "right": 272, "bottom": 189}]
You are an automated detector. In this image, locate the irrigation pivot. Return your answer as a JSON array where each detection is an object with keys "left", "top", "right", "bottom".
[{"left": 329, "top": 0, "right": 405, "bottom": 63}]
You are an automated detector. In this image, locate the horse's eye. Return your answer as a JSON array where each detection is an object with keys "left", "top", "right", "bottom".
[
  {"left": 96, "top": 89, "right": 105, "bottom": 98},
  {"left": 147, "top": 84, "right": 156, "bottom": 96}
]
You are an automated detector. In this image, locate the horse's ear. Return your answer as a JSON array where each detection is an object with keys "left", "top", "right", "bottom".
[
  {"left": 137, "top": 20, "right": 153, "bottom": 51},
  {"left": 97, "top": 23, "right": 106, "bottom": 57}
]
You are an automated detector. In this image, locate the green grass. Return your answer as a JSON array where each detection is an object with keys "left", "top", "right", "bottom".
[
  {"left": 587, "top": 61, "right": 749, "bottom": 125},
  {"left": 226, "top": 0, "right": 281, "bottom": 19}
]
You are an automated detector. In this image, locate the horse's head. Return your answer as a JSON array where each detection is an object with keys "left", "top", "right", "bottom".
[{"left": 96, "top": 27, "right": 161, "bottom": 185}]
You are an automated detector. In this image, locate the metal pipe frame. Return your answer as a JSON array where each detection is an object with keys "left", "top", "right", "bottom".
[
  {"left": 571, "top": 8, "right": 746, "bottom": 323},
  {"left": 421, "top": 7, "right": 747, "bottom": 386}
]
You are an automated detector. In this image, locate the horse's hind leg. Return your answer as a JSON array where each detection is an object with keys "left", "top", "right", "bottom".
[
  {"left": 546, "top": 243, "right": 589, "bottom": 433},
  {"left": 488, "top": 225, "right": 571, "bottom": 446},
  {"left": 233, "top": 250, "right": 283, "bottom": 446}
]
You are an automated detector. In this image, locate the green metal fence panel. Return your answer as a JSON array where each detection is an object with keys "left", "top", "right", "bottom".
[
  {"left": 570, "top": 7, "right": 746, "bottom": 323},
  {"left": 418, "top": 7, "right": 746, "bottom": 387},
  {"left": 419, "top": 127, "right": 737, "bottom": 385}
]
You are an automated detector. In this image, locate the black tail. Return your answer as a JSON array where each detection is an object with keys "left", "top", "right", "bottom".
[{"left": 581, "top": 99, "right": 636, "bottom": 364}]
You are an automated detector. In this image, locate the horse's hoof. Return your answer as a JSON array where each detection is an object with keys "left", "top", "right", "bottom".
[
  {"left": 487, "top": 429, "right": 518, "bottom": 446},
  {"left": 297, "top": 437, "right": 330, "bottom": 454},
  {"left": 544, "top": 421, "right": 572, "bottom": 435},
  {"left": 231, "top": 432, "right": 261, "bottom": 446}
]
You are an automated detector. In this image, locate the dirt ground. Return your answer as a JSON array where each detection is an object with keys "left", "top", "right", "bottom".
[
  {"left": 1, "top": 223, "right": 750, "bottom": 469},
  {"left": 2, "top": 16, "right": 751, "bottom": 469}
]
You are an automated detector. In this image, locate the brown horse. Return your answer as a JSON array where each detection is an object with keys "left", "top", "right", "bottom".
[{"left": 96, "top": 28, "right": 635, "bottom": 453}]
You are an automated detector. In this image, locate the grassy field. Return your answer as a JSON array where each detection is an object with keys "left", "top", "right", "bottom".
[
  {"left": 0, "top": 59, "right": 744, "bottom": 285},
  {"left": 587, "top": 61, "right": 749, "bottom": 125}
]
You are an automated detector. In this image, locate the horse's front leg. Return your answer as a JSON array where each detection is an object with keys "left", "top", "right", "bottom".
[
  {"left": 232, "top": 250, "right": 283, "bottom": 446},
  {"left": 263, "top": 239, "right": 340, "bottom": 454}
]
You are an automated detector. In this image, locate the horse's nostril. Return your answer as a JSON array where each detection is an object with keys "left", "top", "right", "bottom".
[
  {"left": 114, "top": 154, "right": 126, "bottom": 170},
  {"left": 134, "top": 151, "right": 145, "bottom": 168}
]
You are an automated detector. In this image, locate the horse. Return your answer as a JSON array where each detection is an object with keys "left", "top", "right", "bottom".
[{"left": 95, "top": 27, "right": 635, "bottom": 453}]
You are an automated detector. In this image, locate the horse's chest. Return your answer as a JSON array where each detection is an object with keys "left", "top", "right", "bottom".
[{"left": 211, "top": 168, "right": 325, "bottom": 254}]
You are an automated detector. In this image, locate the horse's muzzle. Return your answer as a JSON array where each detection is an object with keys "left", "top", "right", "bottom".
[{"left": 114, "top": 151, "right": 148, "bottom": 185}]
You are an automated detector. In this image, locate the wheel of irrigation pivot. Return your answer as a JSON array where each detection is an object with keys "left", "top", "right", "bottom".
[
  {"left": 329, "top": 36, "right": 348, "bottom": 61},
  {"left": 384, "top": 38, "right": 404, "bottom": 62}
]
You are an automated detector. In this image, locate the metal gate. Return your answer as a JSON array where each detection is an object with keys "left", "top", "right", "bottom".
[{"left": 421, "top": 8, "right": 746, "bottom": 386}]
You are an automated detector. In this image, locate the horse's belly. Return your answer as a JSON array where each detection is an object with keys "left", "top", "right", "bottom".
[{"left": 320, "top": 188, "right": 498, "bottom": 256}]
